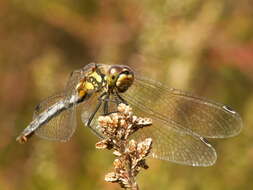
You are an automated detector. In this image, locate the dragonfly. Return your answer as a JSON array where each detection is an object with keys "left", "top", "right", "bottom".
[{"left": 17, "top": 63, "right": 243, "bottom": 167}]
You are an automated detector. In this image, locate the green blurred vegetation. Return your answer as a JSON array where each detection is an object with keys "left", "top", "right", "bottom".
[{"left": 0, "top": 0, "right": 253, "bottom": 189}]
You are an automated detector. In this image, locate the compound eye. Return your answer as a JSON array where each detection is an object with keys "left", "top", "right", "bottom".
[{"left": 111, "top": 75, "right": 116, "bottom": 80}]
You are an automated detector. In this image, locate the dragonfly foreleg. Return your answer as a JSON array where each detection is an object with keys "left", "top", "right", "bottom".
[
  {"left": 100, "top": 92, "right": 129, "bottom": 117},
  {"left": 85, "top": 91, "right": 128, "bottom": 139},
  {"left": 103, "top": 93, "right": 110, "bottom": 115},
  {"left": 115, "top": 91, "right": 128, "bottom": 105}
]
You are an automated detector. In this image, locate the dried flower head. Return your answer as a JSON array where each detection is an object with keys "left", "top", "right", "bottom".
[
  {"left": 97, "top": 103, "right": 152, "bottom": 141},
  {"left": 95, "top": 103, "right": 153, "bottom": 190}
]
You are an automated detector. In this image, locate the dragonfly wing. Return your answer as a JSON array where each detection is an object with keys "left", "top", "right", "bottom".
[
  {"left": 33, "top": 92, "right": 76, "bottom": 142},
  {"left": 130, "top": 114, "right": 217, "bottom": 166},
  {"left": 33, "top": 67, "right": 88, "bottom": 141},
  {"left": 80, "top": 91, "right": 217, "bottom": 166},
  {"left": 121, "top": 76, "right": 243, "bottom": 138},
  {"left": 80, "top": 92, "right": 108, "bottom": 137},
  {"left": 32, "top": 67, "right": 87, "bottom": 141}
]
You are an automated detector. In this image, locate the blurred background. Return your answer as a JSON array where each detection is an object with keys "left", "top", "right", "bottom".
[{"left": 1, "top": 0, "right": 253, "bottom": 189}]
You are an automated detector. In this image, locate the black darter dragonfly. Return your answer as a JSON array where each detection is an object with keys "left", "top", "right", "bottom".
[{"left": 17, "top": 63, "right": 243, "bottom": 166}]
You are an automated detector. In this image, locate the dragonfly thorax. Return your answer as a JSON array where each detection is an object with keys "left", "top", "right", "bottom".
[{"left": 75, "top": 66, "right": 106, "bottom": 100}]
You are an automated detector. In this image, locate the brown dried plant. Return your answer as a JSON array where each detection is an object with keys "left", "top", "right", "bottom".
[{"left": 95, "top": 103, "right": 153, "bottom": 190}]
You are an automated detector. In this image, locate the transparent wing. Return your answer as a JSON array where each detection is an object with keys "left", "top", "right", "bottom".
[
  {"left": 81, "top": 92, "right": 101, "bottom": 126},
  {"left": 130, "top": 111, "right": 217, "bottom": 166},
  {"left": 33, "top": 92, "right": 76, "bottom": 141},
  {"left": 80, "top": 92, "right": 108, "bottom": 137},
  {"left": 79, "top": 92, "right": 216, "bottom": 166},
  {"left": 121, "top": 76, "right": 243, "bottom": 138},
  {"left": 32, "top": 68, "right": 84, "bottom": 141}
]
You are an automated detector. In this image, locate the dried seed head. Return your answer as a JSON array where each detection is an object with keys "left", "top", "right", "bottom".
[
  {"left": 96, "top": 103, "right": 153, "bottom": 189},
  {"left": 96, "top": 103, "right": 152, "bottom": 141}
]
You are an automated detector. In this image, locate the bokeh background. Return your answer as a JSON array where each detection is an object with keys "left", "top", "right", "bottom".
[{"left": 1, "top": 0, "right": 253, "bottom": 189}]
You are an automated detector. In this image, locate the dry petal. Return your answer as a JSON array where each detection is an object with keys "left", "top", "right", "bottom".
[
  {"left": 117, "top": 103, "right": 126, "bottom": 113},
  {"left": 113, "top": 150, "right": 122, "bottom": 156},
  {"left": 127, "top": 139, "right": 137, "bottom": 153},
  {"left": 95, "top": 140, "right": 108, "bottom": 149},
  {"left": 136, "top": 118, "right": 152, "bottom": 126},
  {"left": 105, "top": 172, "right": 118, "bottom": 182},
  {"left": 137, "top": 138, "right": 153, "bottom": 157},
  {"left": 113, "top": 158, "right": 123, "bottom": 169}
]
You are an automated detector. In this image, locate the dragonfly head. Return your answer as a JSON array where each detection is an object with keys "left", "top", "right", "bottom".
[{"left": 108, "top": 65, "right": 134, "bottom": 93}]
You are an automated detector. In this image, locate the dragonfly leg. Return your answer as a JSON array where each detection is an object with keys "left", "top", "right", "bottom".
[
  {"left": 115, "top": 91, "right": 128, "bottom": 105},
  {"left": 86, "top": 91, "right": 127, "bottom": 139},
  {"left": 103, "top": 93, "right": 110, "bottom": 115},
  {"left": 100, "top": 92, "right": 129, "bottom": 117}
]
